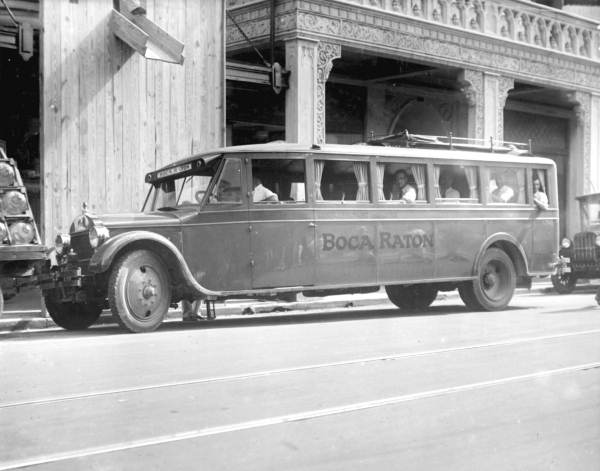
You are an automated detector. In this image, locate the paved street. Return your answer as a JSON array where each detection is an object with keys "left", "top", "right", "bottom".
[{"left": 1, "top": 289, "right": 600, "bottom": 470}]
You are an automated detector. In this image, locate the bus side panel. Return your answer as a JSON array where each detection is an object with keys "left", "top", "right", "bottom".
[
  {"left": 531, "top": 210, "right": 559, "bottom": 273},
  {"left": 314, "top": 208, "right": 377, "bottom": 286},
  {"left": 182, "top": 211, "right": 252, "bottom": 292},
  {"left": 485, "top": 214, "right": 533, "bottom": 269},
  {"left": 377, "top": 219, "right": 435, "bottom": 283},
  {"left": 434, "top": 216, "right": 486, "bottom": 279}
]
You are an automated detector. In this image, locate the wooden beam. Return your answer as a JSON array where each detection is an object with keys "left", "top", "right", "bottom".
[
  {"left": 110, "top": 9, "right": 148, "bottom": 55},
  {"left": 110, "top": 8, "right": 184, "bottom": 64}
]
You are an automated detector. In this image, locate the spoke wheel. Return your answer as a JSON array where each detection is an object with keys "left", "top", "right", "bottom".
[
  {"left": 44, "top": 296, "right": 103, "bottom": 330},
  {"left": 461, "top": 248, "right": 516, "bottom": 311},
  {"left": 108, "top": 250, "right": 171, "bottom": 333},
  {"left": 385, "top": 284, "right": 438, "bottom": 311},
  {"left": 550, "top": 273, "right": 577, "bottom": 294}
]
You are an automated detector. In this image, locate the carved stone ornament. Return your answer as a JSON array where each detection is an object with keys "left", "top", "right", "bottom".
[
  {"left": 567, "top": 90, "right": 592, "bottom": 192},
  {"left": 316, "top": 42, "right": 341, "bottom": 144},
  {"left": 227, "top": 2, "right": 600, "bottom": 93}
]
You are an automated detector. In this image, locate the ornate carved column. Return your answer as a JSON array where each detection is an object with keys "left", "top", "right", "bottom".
[
  {"left": 460, "top": 69, "right": 484, "bottom": 140},
  {"left": 461, "top": 70, "right": 513, "bottom": 142},
  {"left": 285, "top": 39, "right": 341, "bottom": 144},
  {"left": 567, "top": 90, "right": 593, "bottom": 233},
  {"left": 285, "top": 38, "right": 318, "bottom": 144},
  {"left": 315, "top": 42, "right": 341, "bottom": 144}
]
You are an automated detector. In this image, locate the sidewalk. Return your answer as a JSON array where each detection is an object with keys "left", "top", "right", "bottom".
[{"left": 0, "top": 280, "right": 595, "bottom": 333}]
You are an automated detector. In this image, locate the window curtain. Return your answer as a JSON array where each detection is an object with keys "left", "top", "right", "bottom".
[
  {"left": 464, "top": 166, "right": 478, "bottom": 199},
  {"left": 516, "top": 169, "right": 526, "bottom": 203},
  {"left": 433, "top": 166, "right": 441, "bottom": 199},
  {"left": 537, "top": 170, "right": 547, "bottom": 193},
  {"left": 353, "top": 162, "right": 369, "bottom": 201},
  {"left": 376, "top": 163, "right": 386, "bottom": 200},
  {"left": 410, "top": 165, "right": 426, "bottom": 200},
  {"left": 314, "top": 160, "right": 325, "bottom": 201}
]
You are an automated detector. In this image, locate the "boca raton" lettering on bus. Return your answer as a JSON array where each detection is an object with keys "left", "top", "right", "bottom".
[{"left": 322, "top": 231, "right": 434, "bottom": 251}]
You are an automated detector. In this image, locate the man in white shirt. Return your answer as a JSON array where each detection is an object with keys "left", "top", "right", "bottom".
[
  {"left": 490, "top": 175, "right": 514, "bottom": 203},
  {"left": 390, "top": 169, "right": 416, "bottom": 203},
  {"left": 252, "top": 176, "right": 278, "bottom": 202}
]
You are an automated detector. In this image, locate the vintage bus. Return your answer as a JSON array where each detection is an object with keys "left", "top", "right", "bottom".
[{"left": 39, "top": 134, "right": 558, "bottom": 332}]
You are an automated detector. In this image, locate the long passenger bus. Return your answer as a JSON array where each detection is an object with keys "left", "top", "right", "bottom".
[{"left": 40, "top": 133, "right": 559, "bottom": 332}]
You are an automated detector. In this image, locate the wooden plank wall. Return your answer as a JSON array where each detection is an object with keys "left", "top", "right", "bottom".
[{"left": 41, "top": 0, "right": 224, "bottom": 243}]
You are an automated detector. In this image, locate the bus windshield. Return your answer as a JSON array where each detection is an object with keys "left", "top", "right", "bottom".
[{"left": 145, "top": 173, "right": 212, "bottom": 211}]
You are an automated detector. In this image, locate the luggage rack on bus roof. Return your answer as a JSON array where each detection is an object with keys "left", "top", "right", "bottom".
[{"left": 365, "top": 130, "right": 532, "bottom": 155}]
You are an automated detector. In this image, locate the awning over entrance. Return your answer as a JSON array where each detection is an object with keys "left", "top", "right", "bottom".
[{"left": 110, "top": 0, "right": 184, "bottom": 64}]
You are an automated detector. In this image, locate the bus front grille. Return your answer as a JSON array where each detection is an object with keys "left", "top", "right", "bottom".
[{"left": 573, "top": 232, "right": 598, "bottom": 263}]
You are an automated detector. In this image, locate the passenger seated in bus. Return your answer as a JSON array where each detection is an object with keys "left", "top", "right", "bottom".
[
  {"left": 440, "top": 172, "right": 460, "bottom": 198},
  {"left": 390, "top": 169, "right": 416, "bottom": 203},
  {"left": 490, "top": 174, "right": 514, "bottom": 203},
  {"left": 252, "top": 175, "right": 279, "bottom": 202},
  {"left": 532, "top": 177, "right": 548, "bottom": 210}
]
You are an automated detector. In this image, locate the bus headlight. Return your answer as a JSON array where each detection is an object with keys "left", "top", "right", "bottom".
[
  {"left": 89, "top": 225, "right": 109, "bottom": 248},
  {"left": 596, "top": 235, "right": 600, "bottom": 247},
  {"left": 561, "top": 238, "right": 572, "bottom": 249},
  {"left": 55, "top": 233, "right": 71, "bottom": 255},
  {"left": 1, "top": 190, "right": 27, "bottom": 215},
  {"left": 9, "top": 221, "right": 35, "bottom": 244}
]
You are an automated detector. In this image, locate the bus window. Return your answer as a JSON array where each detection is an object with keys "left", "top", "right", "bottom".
[
  {"left": 532, "top": 169, "right": 549, "bottom": 209},
  {"left": 434, "top": 164, "right": 479, "bottom": 202},
  {"left": 208, "top": 158, "right": 243, "bottom": 204},
  {"left": 489, "top": 167, "right": 526, "bottom": 204},
  {"left": 252, "top": 159, "right": 306, "bottom": 203},
  {"left": 376, "top": 162, "right": 427, "bottom": 203},
  {"left": 315, "top": 160, "right": 370, "bottom": 202}
]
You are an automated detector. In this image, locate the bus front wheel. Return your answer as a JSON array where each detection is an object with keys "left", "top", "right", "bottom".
[
  {"left": 460, "top": 248, "right": 516, "bottom": 311},
  {"left": 108, "top": 249, "right": 171, "bottom": 333},
  {"left": 385, "top": 284, "right": 438, "bottom": 311}
]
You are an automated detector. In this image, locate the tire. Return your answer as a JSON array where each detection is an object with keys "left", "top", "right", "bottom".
[
  {"left": 460, "top": 248, "right": 516, "bottom": 311},
  {"left": 458, "top": 282, "right": 480, "bottom": 310},
  {"left": 550, "top": 273, "right": 577, "bottom": 294},
  {"left": 108, "top": 250, "right": 171, "bottom": 333},
  {"left": 385, "top": 284, "right": 438, "bottom": 311},
  {"left": 44, "top": 296, "right": 103, "bottom": 330}
]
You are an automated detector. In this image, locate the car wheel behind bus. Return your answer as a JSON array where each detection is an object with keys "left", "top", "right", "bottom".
[
  {"left": 108, "top": 249, "right": 171, "bottom": 333},
  {"left": 44, "top": 296, "right": 103, "bottom": 330},
  {"left": 385, "top": 284, "right": 438, "bottom": 311},
  {"left": 461, "top": 248, "right": 516, "bottom": 311},
  {"left": 550, "top": 273, "right": 577, "bottom": 294}
]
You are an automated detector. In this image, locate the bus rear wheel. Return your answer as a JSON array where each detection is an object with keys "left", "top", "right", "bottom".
[
  {"left": 44, "top": 296, "right": 104, "bottom": 330},
  {"left": 385, "top": 284, "right": 438, "bottom": 311},
  {"left": 460, "top": 248, "right": 516, "bottom": 311},
  {"left": 550, "top": 273, "right": 576, "bottom": 294},
  {"left": 108, "top": 249, "right": 171, "bottom": 333}
]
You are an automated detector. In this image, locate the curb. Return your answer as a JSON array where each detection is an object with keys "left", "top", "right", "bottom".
[{"left": 1, "top": 282, "right": 596, "bottom": 333}]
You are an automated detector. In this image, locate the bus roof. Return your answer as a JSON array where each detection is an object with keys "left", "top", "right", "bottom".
[{"left": 146, "top": 141, "right": 556, "bottom": 183}]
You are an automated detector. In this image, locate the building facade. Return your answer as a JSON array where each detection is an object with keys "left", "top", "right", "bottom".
[
  {"left": 226, "top": 0, "right": 600, "bottom": 236},
  {"left": 0, "top": 0, "right": 225, "bottom": 244}
]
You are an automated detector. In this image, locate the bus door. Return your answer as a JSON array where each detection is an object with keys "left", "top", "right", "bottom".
[
  {"left": 248, "top": 157, "right": 316, "bottom": 289},
  {"left": 183, "top": 157, "right": 252, "bottom": 291},
  {"left": 375, "top": 161, "right": 435, "bottom": 283},
  {"left": 313, "top": 159, "right": 377, "bottom": 286}
]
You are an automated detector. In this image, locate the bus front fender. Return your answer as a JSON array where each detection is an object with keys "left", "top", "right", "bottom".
[{"left": 88, "top": 231, "right": 222, "bottom": 298}]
